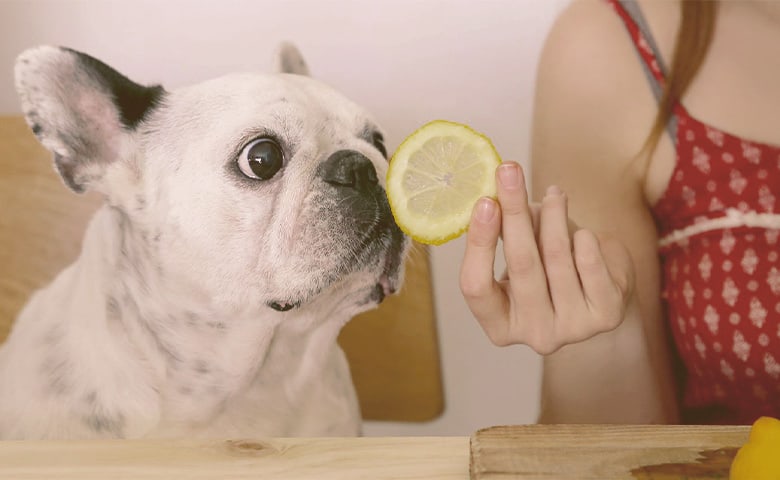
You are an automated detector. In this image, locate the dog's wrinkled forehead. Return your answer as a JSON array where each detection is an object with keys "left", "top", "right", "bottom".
[{"left": 145, "top": 73, "right": 383, "bottom": 165}]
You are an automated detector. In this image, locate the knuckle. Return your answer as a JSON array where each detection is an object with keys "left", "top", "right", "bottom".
[
  {"left": 499, "top": 197, "right": 529, "bottom": 217},
  {"left": 600, "top": 297, "right": 627, "bottom": 331},
  {"left": 526, "top": 326, "right": 560, "bottom": 355},
  {"left": 506, "top": 251, "right": 539, "bottom": 276},
  {"left": 459, "top": 274, "right": 485, "bottom": 300},
  {"left": 575, "top": 249, "right": 602, "bottom": 271},
  {"left": 531, "top": 339, "right": 561, "bottom": 356},
  {"left": 542, "top": 237, "right": 571, "bottom": 263},
  {"left": 460, "top": 284, "right": 482, "bottom": 301},
  {"left": 467, "top": 224, "right": 496, "bottom": 248},
  {"left": 612, "top": 270, "right": 634, "bottom": 299},
  {"left": 484, "top": 328, "right": 510, "bottom": 347},
  {"left": 605, "top": 314, "right": 623, "bottom": 332}
]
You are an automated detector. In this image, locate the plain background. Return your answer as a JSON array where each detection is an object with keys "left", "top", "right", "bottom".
[{"left": 0, "top": 0, "right": 570, "bottom": 436}]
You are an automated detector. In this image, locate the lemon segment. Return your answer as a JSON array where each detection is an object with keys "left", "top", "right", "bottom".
[{"left": 387, "top": 120, "right": 502, "bottom": 245}]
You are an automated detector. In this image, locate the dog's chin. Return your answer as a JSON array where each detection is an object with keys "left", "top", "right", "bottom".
[
  {"left": 267, "top": 235, "right": 406, "bottom": 313},
  {"left": 360, "top": 254, "right": 402, "bottom": 306},
  {"left": 266, "top": 256, "right": 401, "bottom": 313}
]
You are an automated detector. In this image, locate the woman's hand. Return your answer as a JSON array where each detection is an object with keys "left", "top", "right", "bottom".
[{"left": 459, "top": 161, "right": 636, "bottom": 354}]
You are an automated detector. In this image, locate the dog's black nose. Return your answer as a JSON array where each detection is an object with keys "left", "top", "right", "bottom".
[{"left": 320, "top": 150, "right": 378, "bottom": 193}]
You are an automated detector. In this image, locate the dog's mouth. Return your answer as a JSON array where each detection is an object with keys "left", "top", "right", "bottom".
[
  {"left": 267, "top": 204, "right": 407, "bottom": 313},
  {"left": 267, "top": 237, "right": 405, "bottom": 312}
]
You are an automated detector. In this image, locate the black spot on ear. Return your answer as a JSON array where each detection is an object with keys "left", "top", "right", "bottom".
[
  {"left": 63, "top": 47, "right": 165, "bottom": 129},
  {"left": 31, "top": 123, "right": 43, "bottom": 135}
]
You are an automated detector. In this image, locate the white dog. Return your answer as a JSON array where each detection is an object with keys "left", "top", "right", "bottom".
[{"left": 0, "top": 44, "right": 408, "bottom": 439}]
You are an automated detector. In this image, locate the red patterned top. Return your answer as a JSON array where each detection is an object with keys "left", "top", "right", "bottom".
[{"left": 608, "top": 0, "right": 780, "bottom": 424}]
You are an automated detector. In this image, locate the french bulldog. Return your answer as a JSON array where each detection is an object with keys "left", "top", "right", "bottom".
[{"left": 0, "top": 43, "right": 408, "bottom": 439}]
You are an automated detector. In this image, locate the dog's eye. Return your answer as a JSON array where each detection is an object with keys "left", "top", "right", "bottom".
[
  {"left": 371, "top": 132, "right": 387, "bottom": 159},
  {"left": 237, "top": 138, "right": 284, "bottom": 180}
]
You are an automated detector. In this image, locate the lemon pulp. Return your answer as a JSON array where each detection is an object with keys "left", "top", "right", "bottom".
[{"left": 387, "top": 120, "right": 501, "bottom": 245}]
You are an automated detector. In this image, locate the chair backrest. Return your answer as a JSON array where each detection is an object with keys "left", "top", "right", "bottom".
[{"left": 0, "top": 116, "right": 443, "bottom": 422}]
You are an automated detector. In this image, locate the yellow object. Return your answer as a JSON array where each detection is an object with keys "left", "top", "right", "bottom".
[
  {"left": 730, "top": 416, "right": 780, "bottom": 480},
  {"left": 386, "top": 120, "right": 502, "bottom": 245}
]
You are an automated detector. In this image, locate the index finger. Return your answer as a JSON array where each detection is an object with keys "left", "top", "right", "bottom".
[{"left": 461, "top": 197, "right": 510, "bottom": 338}]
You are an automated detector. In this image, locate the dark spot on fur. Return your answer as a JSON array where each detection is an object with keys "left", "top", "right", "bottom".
[
  {"left": 193, "top": 360, "right": 210, "bottom": 375},
  {"left": 31, "top": 123, "right": 42, "bottom": 135},
  {"left": 84, "top": 391, "right": 98, "bottom": 406},
  {"left": 53, "top": 152, "right": 86, "bottom": 193},
  {"left": 359, "top": 283, "right": 386, "bottom": 307},
  {"left": 41, "top": 354, "right": 72, "bottom": 396},
  {"left": 42, "top": 324, "right": 65, "bottom": 347},
  {"left": 185, "top": 312, "right": 200, "bottom": 327},
  {"left": 106, "top": 296, "right": 121, "bottom": 317},
  {"left": 206, "top": 321, "right": 226, "bottom": 331},
  {"left": 83, "top": 412, "right": 125, "bottom": 437},
  {"left": 135, "top": 195, "right": 146, "bottom": 211}
]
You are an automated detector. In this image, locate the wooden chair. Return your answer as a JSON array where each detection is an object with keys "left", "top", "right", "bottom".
[{"left": 0, "top": 116, "right": 443, "bottom": 422}]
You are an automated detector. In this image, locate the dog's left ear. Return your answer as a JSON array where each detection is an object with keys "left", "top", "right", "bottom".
[
  {"left": 14, "top": 46, "right": 165, "bottom": 193},
  {"left": 274, "top": 42, "right": 310, "bottom": 76}
]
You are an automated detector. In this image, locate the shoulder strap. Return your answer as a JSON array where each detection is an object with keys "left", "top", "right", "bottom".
[{"left": 610, "top": 0, "right": 677, "bottom": 140}]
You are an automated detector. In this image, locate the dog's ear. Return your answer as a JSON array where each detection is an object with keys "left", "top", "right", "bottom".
[
  {"left": 14, "top": 46, "right": 165, "bottom": 193},
  {"left": 274, "top": 42, "right": 310, "bottom": 76}
]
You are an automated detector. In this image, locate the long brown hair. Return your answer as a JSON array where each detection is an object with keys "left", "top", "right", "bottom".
[{"left": 642, "top": 1, "right": 719, "bottom": 154}]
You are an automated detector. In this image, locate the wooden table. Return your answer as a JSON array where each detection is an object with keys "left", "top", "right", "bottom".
[
  {"left": 0, "top": 436, "right": 470, "bottom": 479},
  {"left": 471, "top": 424, "right": 750, "bottom": 479},
  {"left": 0, "top": 425, "right": 751, "bottom": 479}
]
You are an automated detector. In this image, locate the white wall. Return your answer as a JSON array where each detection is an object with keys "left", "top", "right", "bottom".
[{"left": 0, "top": 0, "right": 569, "bottom": 436}]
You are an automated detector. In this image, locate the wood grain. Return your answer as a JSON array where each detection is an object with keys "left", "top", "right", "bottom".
[
  {"left": 0, "top": 436, "right": 470, "bottom": 479},
  {"left": 0, "top": 115, "right": 443, "bottom": 423},
  {"left": 0, "top": 116, "right": 103, "bottom": 340},
  {"left": 470, "top": 424, "right": 750, "bottom": 480}
]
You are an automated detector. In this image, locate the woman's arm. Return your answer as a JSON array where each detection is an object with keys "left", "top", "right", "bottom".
[{"left": 531, "top": 0, "right": 679, "bottom": 424}]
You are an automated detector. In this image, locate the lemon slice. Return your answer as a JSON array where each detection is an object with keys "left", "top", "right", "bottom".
[{"left": 387, "top": 120, "right": 501, "bottom": 245}]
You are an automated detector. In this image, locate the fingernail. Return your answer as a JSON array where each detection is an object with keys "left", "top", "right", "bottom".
[
  {"left": 474, "top": 197, "right": 496, "bottom": 223},
  {"left": 498, "top": 163, "right": 521, "bottom": 189},
  {"left": 546, "top": 185, "right": 563, "bottom": 197}
]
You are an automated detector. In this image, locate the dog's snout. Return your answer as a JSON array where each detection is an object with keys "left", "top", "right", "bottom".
[{"left": 320, "top": 150, "right": 378, "bottom": 193}]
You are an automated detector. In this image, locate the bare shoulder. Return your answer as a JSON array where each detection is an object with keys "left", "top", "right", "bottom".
[
  {"left": 542, "top": 0, "right": 678, "bottom": 71},
  {"left": 531, "top": 0, "right": 668, "bottom": 204}
]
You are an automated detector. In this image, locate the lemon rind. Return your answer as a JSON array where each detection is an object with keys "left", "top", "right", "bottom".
[{"left": 387, "top": 120, "right": 502, "bottom": 246}]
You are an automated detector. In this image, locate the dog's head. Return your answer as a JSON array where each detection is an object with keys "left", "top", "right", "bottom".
[{"left": 14, "top": 44, "right": 408, "bottom": 318}]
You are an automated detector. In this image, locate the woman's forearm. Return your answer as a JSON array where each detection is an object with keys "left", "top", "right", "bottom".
[{"left": 538, "top": 300, "right": 676, "bottom": 424}]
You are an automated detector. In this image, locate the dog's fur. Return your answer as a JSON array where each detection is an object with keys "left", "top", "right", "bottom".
[{"left": 0, "top": 44, "right": 408, "bottom": 439}]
